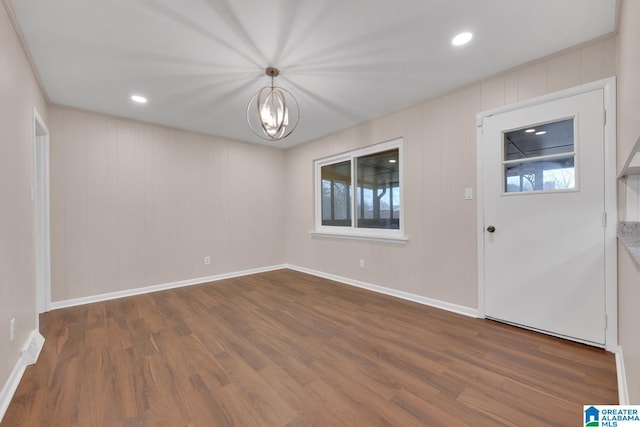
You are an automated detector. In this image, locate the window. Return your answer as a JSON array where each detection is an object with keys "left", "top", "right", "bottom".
[
  {"left": 503, "top": 118, "right": 576, "bottom": 193},
  {"left": 314, "top": 139, "right": 405, "bottom": 241}
]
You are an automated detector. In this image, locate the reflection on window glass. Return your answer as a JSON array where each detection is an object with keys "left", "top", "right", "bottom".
[
  {"left": 505, "top": 157, "right": 575, "bottom": 192},
  {"left": 356, "top": 149, "right": 400, "bottom": 229},
  {"left": 321, "top": 161, "right": 352, "bottom": 226},
  {"left": 504, "top": 119, "right": 574, "bottom": 161},
  {"left": 503, "top": 118, "right": 576, "bottom": 193}
]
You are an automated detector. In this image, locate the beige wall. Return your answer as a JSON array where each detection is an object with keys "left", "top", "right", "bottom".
[
  {"left": 0, "top": 1, "right": 47, "bottom": 391},
  {"left": 2, "top": 0, "right": 631, "bottom": 409},
  {"left": 617, "top": 1, "right": 640, "bottom": 169},
  {"left": 48, "top": 106, "right": 286, "bottom": 302},
  {"left": 285, "top": 36, "right": 616, "bottom": 310},
  {"left": 617, "top": 0, "right": 640, "bottom": 404}
]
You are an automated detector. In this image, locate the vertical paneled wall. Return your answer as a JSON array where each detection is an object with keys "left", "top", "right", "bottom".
[
  {"left": 0, "top": 1, "right": 47, "bottom": 392},
  {"left": 617, "top": 0, "right": 640, "bottom": 404},
  {"left": 49, "top": 106, "right": 286, "bottom": 302},
  {"left": 285, "top": 36, "right": 616, "bottom": 310}
]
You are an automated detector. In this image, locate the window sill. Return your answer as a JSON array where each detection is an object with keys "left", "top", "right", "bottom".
[{"left": 310, "top": 231, "right": 409, "bottom": 244}]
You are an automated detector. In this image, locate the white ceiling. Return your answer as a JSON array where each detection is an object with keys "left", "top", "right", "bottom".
[{"left": 11, "top": 0, "right": 616, "bottom": 148}]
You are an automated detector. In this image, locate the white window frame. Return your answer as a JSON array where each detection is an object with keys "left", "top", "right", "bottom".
[{"left": 312, "top": 138, "right": 407, "bottom": 243}]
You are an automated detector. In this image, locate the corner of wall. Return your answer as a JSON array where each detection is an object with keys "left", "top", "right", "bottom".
[{"left": 616, "top": 345, "right": 630, "bottom": 404}]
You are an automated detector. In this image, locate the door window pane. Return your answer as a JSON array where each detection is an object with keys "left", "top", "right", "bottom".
[
  {"left": 503, "top": 119, "right": 575, "bottom": 193},
  {"left": 504, "top": 119, "right": 574, "bottom": 160},
  {"left": 505, "top": 157, "right": 575, "bottom": 192}
]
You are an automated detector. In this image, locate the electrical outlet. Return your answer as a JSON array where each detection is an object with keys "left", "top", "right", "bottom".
[
  {"left": 204, "top": 256, "right": 211, "bottom": 265},
  {"left": 9, "top": 318, "right": 15, "bottom": 341},
  {"left": 359, "top": 259, "right": 365, "bottom": 268}
]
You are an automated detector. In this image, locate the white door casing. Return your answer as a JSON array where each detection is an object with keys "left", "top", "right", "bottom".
[{"left": 476, "top": 78, "right": 617, "bottom": 351}]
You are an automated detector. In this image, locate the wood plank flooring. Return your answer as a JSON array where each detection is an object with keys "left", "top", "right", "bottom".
[{"left": 2, "top": 269, "right": 617, "bottom": 426}]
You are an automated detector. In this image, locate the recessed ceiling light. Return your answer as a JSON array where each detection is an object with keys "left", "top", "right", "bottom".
[
  {"left": 452, "top": 32, "right": 473, "bottom": 46},
  {"left": 535, "top": 131, "right": 547, "bottom": 135},
  {"left": 525, "top": 129, "right": 536, "bottom": 133},
  {"left": 131, "top": 95, "right": 147, "bottom": 104},
  {"left": 389, "top": 159, "right": 397, "bottom": 163}
]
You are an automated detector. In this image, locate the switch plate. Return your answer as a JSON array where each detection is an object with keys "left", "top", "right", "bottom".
[
  {"left": 464, "top": 188, "right": 473, "bottom": 200},
  {"left": 9, "top": 318, "right": 15, "bottom": 341},
  {"left": 359, "top": 259, "right": 365, "bottom": 268},
  {"left": 204, "top": 256, "right": 211, "bottom": 265}
]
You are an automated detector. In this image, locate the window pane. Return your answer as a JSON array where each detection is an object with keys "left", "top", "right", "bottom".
[
  {"left": 505, "top": 157, "right": 575, "bottom": 193},
  {"left": 503, "top": 118, "right": 575, "bottom": 193},
  {"left": 356, "top": 149, "right": 399, "bottom": 229},
  {"left": 321, "top": 161, "right": 352, "bottom": 226},
  {"left": 504, "top": 119, "right": 574, "bottom": 161}
]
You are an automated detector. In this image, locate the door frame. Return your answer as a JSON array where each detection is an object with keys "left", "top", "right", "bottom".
[
  {"left": 33, "top": 107, "right": 51, "bottom": 317},
  {"left": 476, "top": 77, "right": 617, "bottom": 351}
]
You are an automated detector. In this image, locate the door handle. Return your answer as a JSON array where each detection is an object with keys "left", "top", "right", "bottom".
[{"left": 486, "top": 225, "right": 496, "bottom": 233}]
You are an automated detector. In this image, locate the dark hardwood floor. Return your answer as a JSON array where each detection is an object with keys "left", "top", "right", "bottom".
[{"left": 2, "top": 269, "right": 617, "bottom": 426}]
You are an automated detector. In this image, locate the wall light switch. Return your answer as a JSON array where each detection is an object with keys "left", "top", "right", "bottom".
[
  {"left": 464, "top": 188, "right": 473, "bottom": 200},
  {"left": 204, "top": 256, "right": 211, "bottom": 265},
  {"left": 359, "top": 259, "right": 365, "bottom": 268},
  {"left": 9, "top": 318, "right": 15, "bottom": 341}
]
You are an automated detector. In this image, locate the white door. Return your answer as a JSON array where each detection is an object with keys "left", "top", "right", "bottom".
[{"left": 481, "top": 89, "right": 606, "bottom": 346}]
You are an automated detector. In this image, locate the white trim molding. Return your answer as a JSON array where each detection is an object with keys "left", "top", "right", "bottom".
[
  {"left": 50, "top": 265, "right": 287, "bottom": 310},
  {"left": 0, "top": 329, "right": 45, "bottom": 422},
  {"left": 616, "top": 346, "right": 630, "bottom": 405},
  {"left": 287, "top": 264, "right": 479, "bottom": 318},
  {"left": 309, "top": 231, "right": 408, "bottom": 244},
  {"left": 51, "top": 262, "right": 477, "bottom": 322}
]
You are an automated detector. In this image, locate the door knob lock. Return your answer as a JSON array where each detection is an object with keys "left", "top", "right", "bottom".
[{"left": 486, "top": 225, "right": 496, "bottom": 233}]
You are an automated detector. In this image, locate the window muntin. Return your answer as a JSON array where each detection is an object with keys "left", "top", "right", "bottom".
[
  {"left": 315, "top": 139, "right": 404, "bottom": 239},
  {"left": 503, "top": 119, "right": 576, "bottom": 193}
]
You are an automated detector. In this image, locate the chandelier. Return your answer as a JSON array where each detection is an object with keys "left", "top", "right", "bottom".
[{"left": 246, "top": 67, "right": 300, "bottom": 141}]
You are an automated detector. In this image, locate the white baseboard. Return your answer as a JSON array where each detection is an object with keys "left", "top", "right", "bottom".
[
  {"left": 0, "top": 360, "right": 24, "bottom": 424},
  {"left": 0, "top": 329, "right": 45, "bottom": 422},
  {"left": 50, "top": 265, "right": 288, "bottom": 310},
  {"left": 286, "top": 264, "right": 479, "bottom": 318},
  {"left": 50, "top": 262, "right": 478, "bottom": 318},
  {"left": 52, "top": 264, "right": 478, "bottom": 318},
  {"left": 616, "top": 345, "right": 630, "bottom": 405}
]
